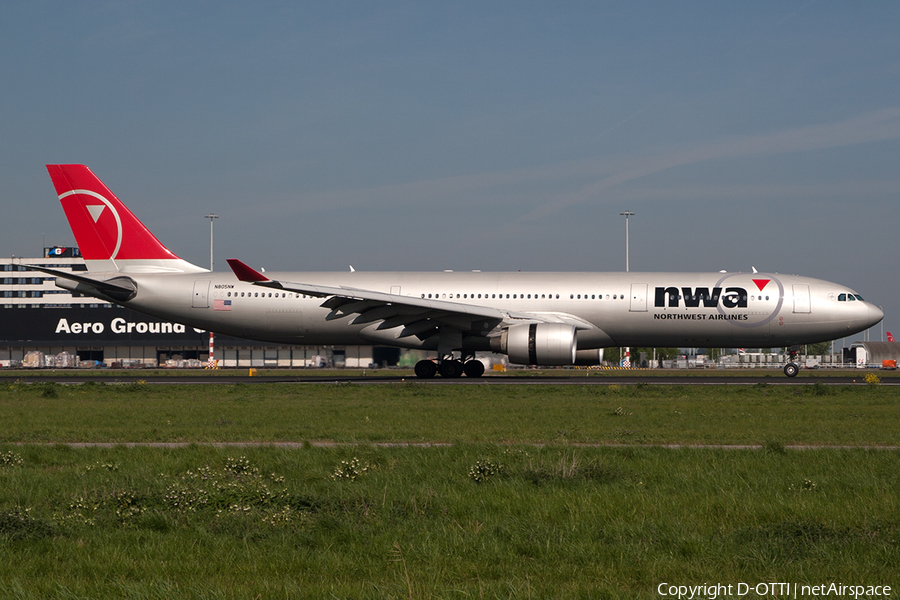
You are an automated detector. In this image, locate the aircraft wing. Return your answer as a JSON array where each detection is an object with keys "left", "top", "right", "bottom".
[{"left": 226, "top": 259, "right": 594, "bottom": 339}]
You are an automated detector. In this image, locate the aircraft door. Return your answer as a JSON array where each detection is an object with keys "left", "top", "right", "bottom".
[
  {"left": 192, "top": 280, "right": 210, "bottom": 308},
  {"left": 792, "top": 284, "right": 811, "bottom": 314},
  {"left": 629, "top": 283, "right": 648, "bottom": 312}
]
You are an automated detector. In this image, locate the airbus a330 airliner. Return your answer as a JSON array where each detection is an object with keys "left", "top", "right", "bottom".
[{"left": 32, "top": 165, "right": 883, "bottom": 378}]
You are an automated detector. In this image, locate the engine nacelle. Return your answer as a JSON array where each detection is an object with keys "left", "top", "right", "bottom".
[{"left": 492, "top": 323, "right": 577, "bottom": 366}]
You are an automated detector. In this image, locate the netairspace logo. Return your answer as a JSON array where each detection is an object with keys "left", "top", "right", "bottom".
[{"left": 657, "top": 582, "right": 892, "bottom": 599}]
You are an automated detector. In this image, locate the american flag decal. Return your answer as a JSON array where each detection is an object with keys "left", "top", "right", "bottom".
[{"left": 214, "top": 299, "right": 232, "bottom": 311}]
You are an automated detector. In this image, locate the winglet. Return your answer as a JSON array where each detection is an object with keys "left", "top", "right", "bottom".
[{"left": 227, "top": 259, "right": 270, "bottom": 282}]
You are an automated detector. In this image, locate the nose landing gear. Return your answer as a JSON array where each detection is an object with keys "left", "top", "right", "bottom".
[{"left": 783, "top": 346, "right": 800, "bottom": 377}]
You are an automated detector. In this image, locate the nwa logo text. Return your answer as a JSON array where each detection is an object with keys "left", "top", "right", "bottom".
[{"left": 654, "top": 287, "right": 748, "bottom": 309}]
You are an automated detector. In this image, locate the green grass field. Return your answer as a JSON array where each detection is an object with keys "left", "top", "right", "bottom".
[
  {"left": 0, "top": 381, "right": 898, "bottom": 598},
  {"left": 0, "top": 380, "right": 898, "bottom": 445}
]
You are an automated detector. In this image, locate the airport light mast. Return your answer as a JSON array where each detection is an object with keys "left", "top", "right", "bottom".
[
  {"left": 619, "top": 210, "right": 634, "bottom": 272},
  {"left": 619, "top": 210, "right": 634, "bottom": 368},
  {"left": 204, "top": 213, "right": 218, "bottom": 271},
  {"left": 204, "top": 213, "right": 219, "bottom": 369}
]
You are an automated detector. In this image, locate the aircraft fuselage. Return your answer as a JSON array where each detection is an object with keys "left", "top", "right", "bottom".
[{"left": 69, "top": 269, "right": 881, "bottom": 351}]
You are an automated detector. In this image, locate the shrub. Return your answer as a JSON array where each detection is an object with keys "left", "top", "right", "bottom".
[
  {"left": 864, "top": 372, "right": 881, "bottom": 386},
  {"left": 331, "top": 457, "right": 370, "bottom": 481},
  {"left": 468, "top": 459, "right": 504, "bottom": 484},
  {"left": 0, "top": 451, "right": 23, "bottom": 467}
]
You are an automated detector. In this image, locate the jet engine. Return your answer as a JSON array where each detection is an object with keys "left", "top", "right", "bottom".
[{"left": 491, "top": 323, "right": 577, "bottom": 366}]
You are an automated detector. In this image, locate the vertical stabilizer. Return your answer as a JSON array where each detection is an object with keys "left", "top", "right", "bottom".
[{"left": 46, "top": 165, "right": 206, "bottom": 273}]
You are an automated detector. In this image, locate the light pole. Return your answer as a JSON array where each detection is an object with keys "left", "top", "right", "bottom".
[
  {"left": 619, "top": 211, "right": 634, "bottom": 272},
  {"left": 619, "top": 211, "right": 634, "bottom": 368},
  {"left": 204, "top": 214, "right": 218, "bottom": 271},
  {"left": 204, "top": 214, "right": 218, "bottom": 370}
]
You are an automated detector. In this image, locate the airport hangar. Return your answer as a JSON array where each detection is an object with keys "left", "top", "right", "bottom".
[{"left": 0, "top": 248, "right": 399, "bottom": 369}]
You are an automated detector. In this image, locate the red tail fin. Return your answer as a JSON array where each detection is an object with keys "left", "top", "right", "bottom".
[
  {"left": 46, "top": 165, "right": 205, "bottom": 273},
  {"left": 46, "top": 164, "right": 180, "bottom": 262},
  {"left": 888, "top": 332, "right": 895, "bottom": 343}
]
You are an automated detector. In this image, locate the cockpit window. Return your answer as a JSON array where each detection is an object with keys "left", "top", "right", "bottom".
[{"left": 838, "top": 292, "right": 865, "bottom": 302}]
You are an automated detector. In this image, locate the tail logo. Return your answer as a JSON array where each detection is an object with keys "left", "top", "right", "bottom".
[
  {"left": 58, "top": 189, "right": 123, "bottom": 261},
  {"left": 86, "top": 204, "right": 106, "bottom": 222}
]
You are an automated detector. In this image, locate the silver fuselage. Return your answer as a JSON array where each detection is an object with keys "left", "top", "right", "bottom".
[{"left": 71, "top": 270, "right": 881, "bottom": 351}]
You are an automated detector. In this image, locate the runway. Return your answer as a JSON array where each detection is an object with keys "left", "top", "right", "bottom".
[{"left": 5, "top": 370, "right": 899, "bottom": 385}]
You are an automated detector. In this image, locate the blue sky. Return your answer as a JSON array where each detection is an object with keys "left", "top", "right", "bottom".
[{"left": 2, "top": 2, "right": 897, "bottom": 343}]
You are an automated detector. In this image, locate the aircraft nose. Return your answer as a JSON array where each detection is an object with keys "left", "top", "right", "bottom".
[{"left": 864, "top": 303, "right": 884, "bottom": 329}]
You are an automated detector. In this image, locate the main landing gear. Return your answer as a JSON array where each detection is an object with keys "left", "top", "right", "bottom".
[
  {"left": 783, "top": 346, "right": 800, "bottom": 377},
  {"left": 414, "top": 357, "right": 485, "bottom": 379}
]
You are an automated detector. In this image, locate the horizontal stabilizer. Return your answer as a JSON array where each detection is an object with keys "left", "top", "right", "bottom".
[{"left": 27, "top": 265, "right": 137, "bottom": 302}]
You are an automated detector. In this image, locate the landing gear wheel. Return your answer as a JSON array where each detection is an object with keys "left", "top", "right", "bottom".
[
  {"left": 784, "top": 363, "right": 799, "bottom": 378},
  {"left": 414, "top": 360, "right": 437, "bottom": 379},
  {"left": 439, "top": 360, "right": 464, "bottom": 378},
  {"left": 463, "top": 360, "right": 485, "bottom": 378}
]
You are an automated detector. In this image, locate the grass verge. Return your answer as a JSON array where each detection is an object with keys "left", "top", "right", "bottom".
[
  {"left": 0, "top": 444, "right": 897, "bottom": 599},
  {"left": 0, "top": 380, "right": 897, "bottom": 445}
]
